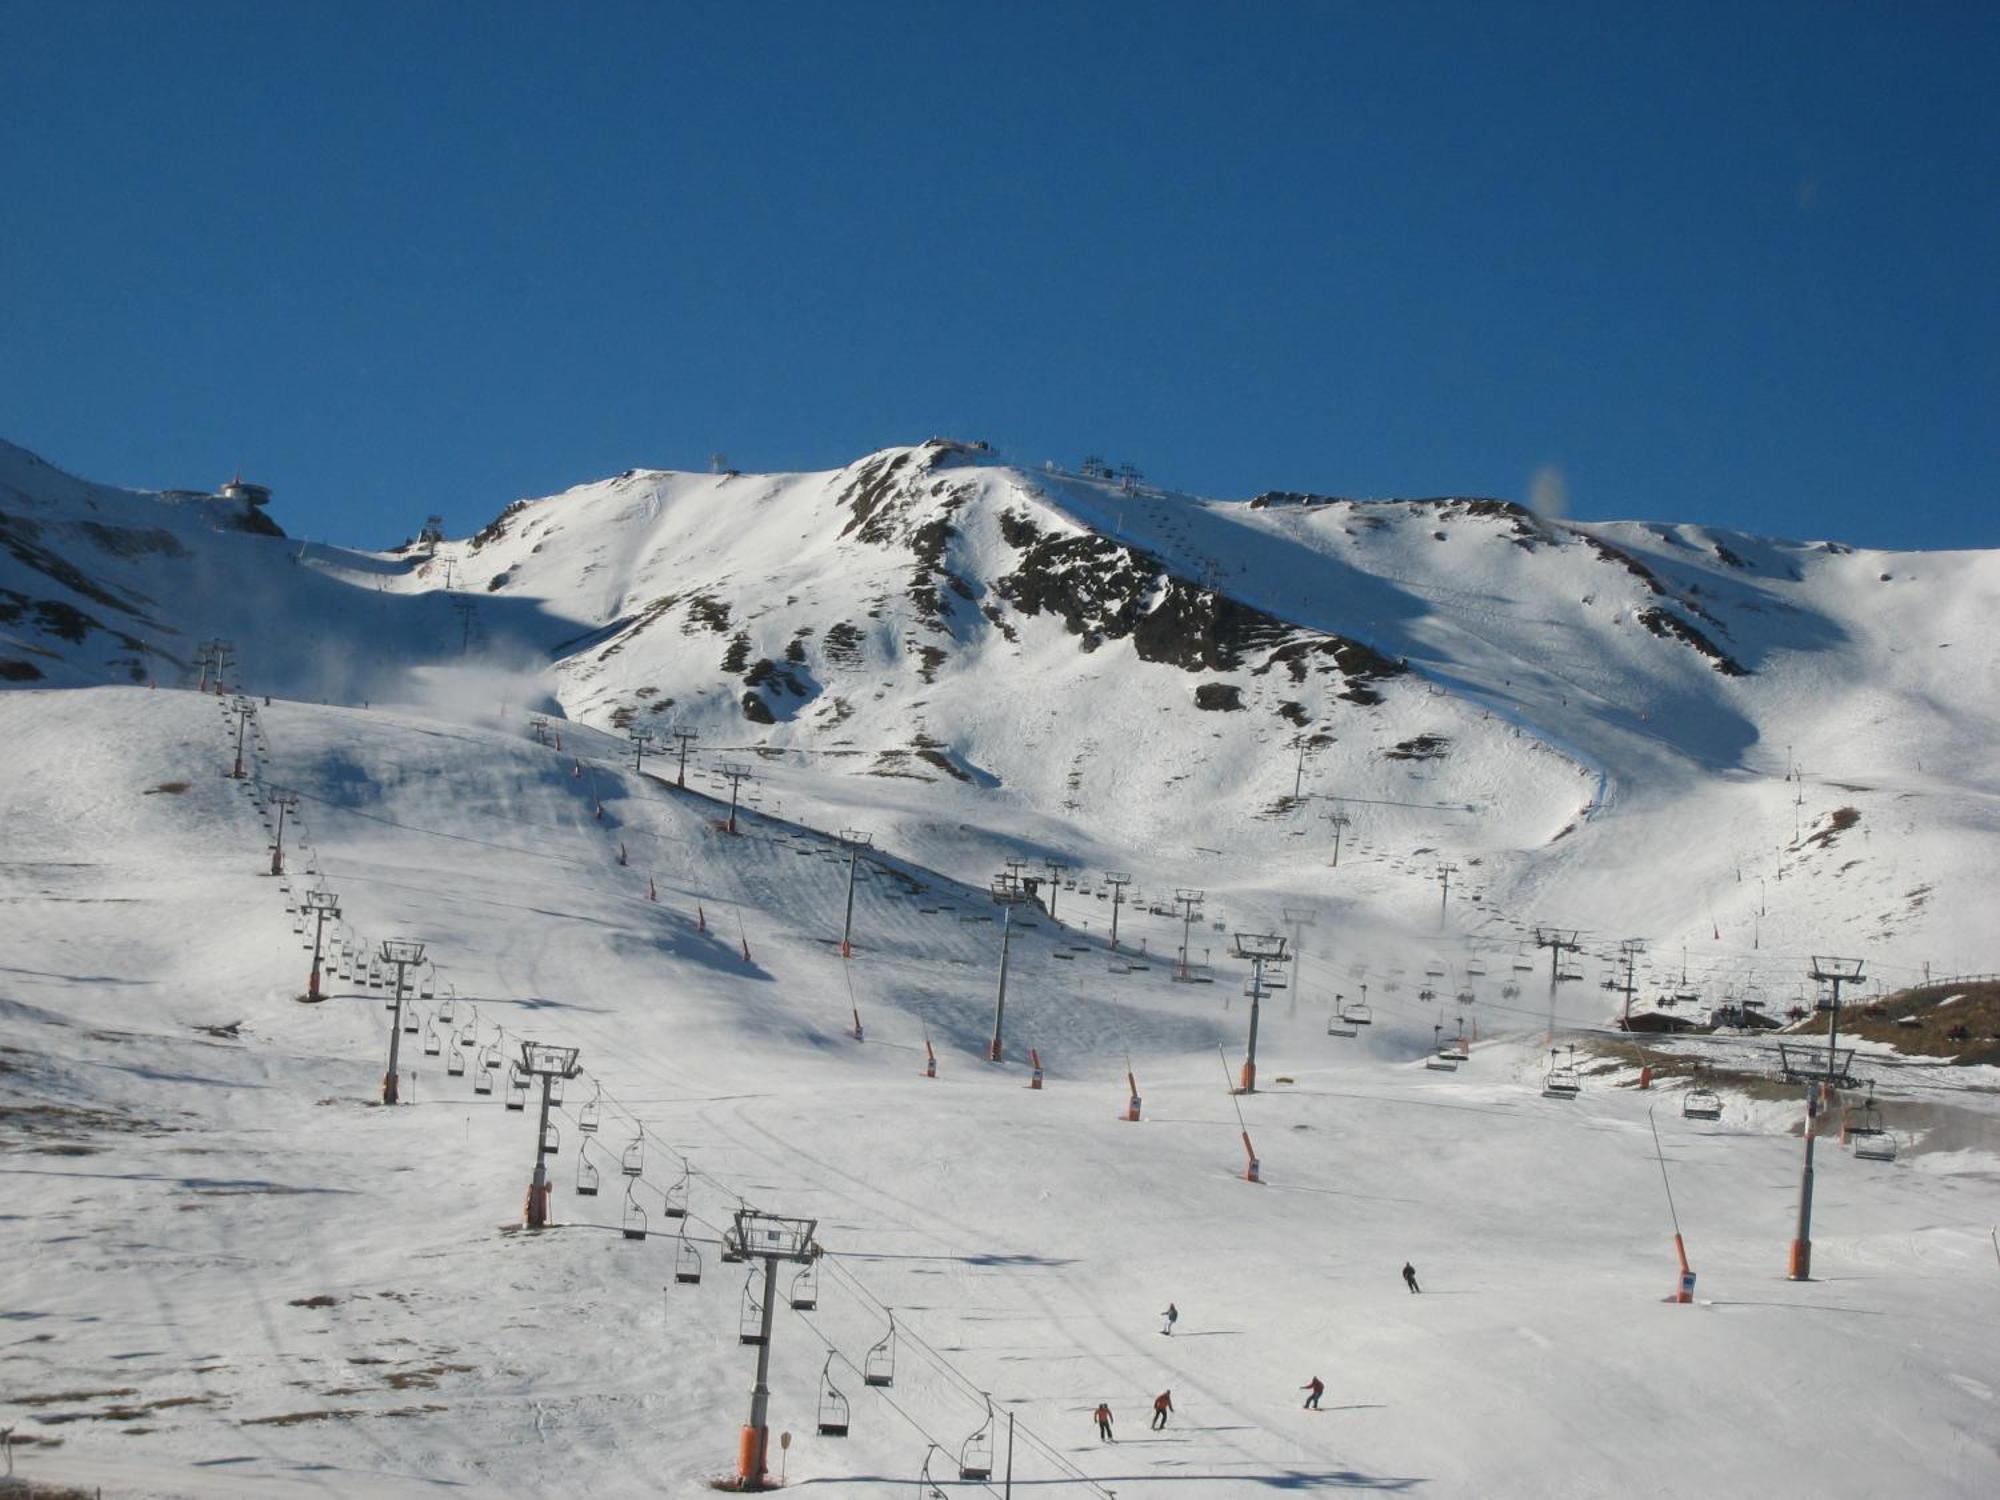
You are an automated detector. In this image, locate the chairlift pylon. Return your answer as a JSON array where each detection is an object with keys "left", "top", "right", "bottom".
[
  {"left": 864, "top": 1313, "right": 896, "bottom": 1387},
  {"left": 817, "top": 1352, "right": 850, "bottom": 1437}
]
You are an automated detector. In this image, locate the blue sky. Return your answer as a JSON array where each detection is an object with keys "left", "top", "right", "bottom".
[{"left": 2, "top": 2, "right": 1993, "bottom": 550}]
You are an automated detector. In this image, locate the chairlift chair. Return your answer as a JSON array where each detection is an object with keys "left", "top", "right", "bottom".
[
  {"left": 789, "top": 1260, "right": 818, "bottom": 1311},
  {"left": 541, "top": 1121, "right": 560, "bottom": 1157},
  {"left": 917, "top": 1444, "right": 945, "bottom": 1498},
  {"left": 402, "top": 1005, "right": 420, "bottom": 1034},
  {"left": 1341, "top": 999, "right": 1373, "bottom": 1025},
  {"left": 576, "top": 1149, "right": 599, "bottom": 1197},
  {"left": 621, "top": 1136, "right": 644, "bottom": 1177},
  {"left": 505, "top": 1064, "right": 529, "bottom": 1110},
  {"left": 548, "top": 1073, "right": 565, "bottom": 1107},
  {"left": 622, "top": 1183, "right": 648, "bottom": 1241},
  {"left": 447, "top": 1039, "right": 466, "bottom": 1077},
  {"left": 958, "top": 1397, "right": 995, "bottom": 1481},
  {"left": 1327, "top": 1013, "right": 1357, "bottom": 1038},
  {"left": 578, "top": 1089, "right": 600, "bottom": 1134},
  {"left": 423, "top": 1019, "right": 441, "bottom": 1057},
  {"left": 473, "top": 1060, "right": 494, "bottom": 1095},
  {"left": 1542, "top": 1068, "right": 1582, "bottom": 1100},
  {"left": 663, "top": 1164, "right": 689, "bottom": 1219},
  {"left": 674, "top": 1227, "right": 702, "bottom": 1284},
  {"left": 864, "top": 1315, "right": 896, "bottom": 1387},
  {"left": 1681, "top": 1087, "right": 1722, "bottom": 1121},
  {"left": 419, "top": 967, "right": 436, "bottom": 1001},
  {"left": 817, "top": 1354, "right": 850, "bottom": 1437},
  {"left": 1854, "top": 1131, "right": 1898, "bottom": 1162},
  {"left": 739, "top": 1268, "right": 767, "bottom": 1346},
  {"left": 437, "top": 991, "right": 455, "bottom": 1023}
]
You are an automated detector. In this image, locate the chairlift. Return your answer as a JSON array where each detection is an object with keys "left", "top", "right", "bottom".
[
  {"left": 505, "top": 1063, "right": 529, "bottom": 1110},
  {"left": 1854, "top": 1131, "right": 1898, "bottom": 1163},
  {"left": 1341, "top": 999, "right": 1373, "bottom": 1025},
  {"left": 789, "top": 1259, "right": 818, "bottom": 1311},
  {"left": 1541, "top": 1050, "right": 1582, "bottom": 1099},
  {"left": 447, "top": 1038, "right": 466, "bottom": 1077},
  {"left": 481, "top": 1040, "right": 502, "bottom": 1069},
  {"left": 739, "top": 1268, "right": 767, "bottom": 1346},
  {"left": 457, "top": 1020, "right": 477, "bottom": 1050},
  {"left": 419, "top": 966, "right": 436, "bottom": 1001},
  {"left": 622, "top": 1183, "right": 648, "bottom": 1241},
  {"left": 1501, "top": 982, "right": 1521, "bottom": 1000},
  {"left": 1681, "top": 1087, "right": 1722, "bottom": 1121},
  {"left": 548, "top": 1073, "right": 565, "bottom": 1107},
  {"left": 917, "top": 1444, "right": 946, "bottom": 1498},
  {"left": 576, "top": 1149, "right": 599, "bottom": 1197},
  {"left": 541, "top": 1120, "right": 560, "bottom": 1157},
  {"left": 422, "top": 1018, "right": 441, "bottom": 1057},
  {"left": 674, "top": 1227, "right": 702, "bottom": 1284},
  {"left": 621, "top": 1136, "right": 644, "bottom": 1176},
  {"left": 1327, "top": 1013, "right": 1357, "bottom": 1038},
  {"left": 402, "top": 1005, "right": 420, "bottom": 1034},
  {"left": 663, "top": 1163, "right": 689, "bottom": 1219},
  {"left": 437, "top": 988, "right": 455, "bottom": 1023},
  {"left": 864, "top": 1314, "right": 896, "bottom": 1387},
  {"left": 578, "top": 1087, "right": 600, "bottom": 1135},
  {"left": 816, "top": 1360, "right": 848, "bottom": 1440},
  {"left": 958, "top": 1396, "right": 995, "bottom": 1481},
  {"left": 473, "top": 1060, "right": 494, "bottom": 1095}
]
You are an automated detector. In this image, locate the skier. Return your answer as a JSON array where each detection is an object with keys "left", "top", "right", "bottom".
[
  {"left": 1151, "top": 1389, "right": 1174, "bottom": 1430},
  {"left": 1094, "top": 1402, "right": 1114, "bottom": 1442},
  {"left": 1302, "top": 1376, "right": 1324, "bottom": 1410},
  {"left": 1159, "top": 1301, "right": 1178, "bottom": 1336},
  {"left": 1402, "top": 1261, "right": 1421, "bottom": 1294}
]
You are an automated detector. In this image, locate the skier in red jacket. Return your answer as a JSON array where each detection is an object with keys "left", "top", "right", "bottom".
[{"left": 1302, "top": 1376, "right": 1324, "bottom": 1410}]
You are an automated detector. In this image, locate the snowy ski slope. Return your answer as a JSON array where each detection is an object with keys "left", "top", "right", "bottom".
[{"left": 3, "top": 436, "right": 1999, "bottom": 1495}]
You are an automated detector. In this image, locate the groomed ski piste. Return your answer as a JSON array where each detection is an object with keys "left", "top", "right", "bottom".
[{"left": 5, "top": 684, "right": 1999, "bottom": 1500}]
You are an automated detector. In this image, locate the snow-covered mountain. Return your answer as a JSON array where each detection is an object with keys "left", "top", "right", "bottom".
[{"left": 5, "top": 434, "right": 1995, "bottom": 1000}]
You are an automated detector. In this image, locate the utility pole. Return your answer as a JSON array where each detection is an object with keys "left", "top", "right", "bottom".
[
  {"left": 1104, "top": 872, "right": 1132, "bottom": 951},
  {"left": 1172, "top": 889, "right": 1205, "bottom": 981},
  {"left": 229, "top": 695, "right": 256, "bottom": 778},
  {"left": 1789, "top": 955, "right": 1864, "bottom": 1280},
  {"left": 1230, "top": 933, "right": 1287, "bottom": 1093},
  {"left": 1291, "top": 736, "right": 1311, "bottom": 801},
  {"left": 837, "top": 829, "right": 872, "bottom": 958},
  {"left": 1321, "top": 806, "right": 1351, "bottom": 867},
  {"left": 988, "top": 874, "right": 1032, "bottom": 1061},
  {"left": 519, "top": 1042, "right": 581, "bottom": 1228},
  {"left": 718, "top": 763, "right": 753, "bottom": 834},
  {"left": 267, "top": 789, "right": 299, "bottom": 877},
  {"left": 450, "top": 596, "right": 476, "bottom": 654},
  {"left": 1435, "top": 862, "right": 1458, "bottom": 929},
  {"left": 1618, "top": 938, "right": 1648, "bottom": 1028},
  {"left": 378, "top": 938, "right": 426, "bottom": 1105},
  {"left": 1534, "top": 926, "right": 1582, "bottom": 1041},
  {"left": 629, "top": 727, "right": 654, "bottom": 772},
  {"left": 195, "top": 638, "right": 222, "bottom": 694},
  {"left": 303, "top": 888, "right": 340, "bottom": 1001},
  {"left": 671, "top": 728, "right": 697, "bottom": 788},
  {"left": 728, "top": 1208, "right": 820, "bottom": 1491}
]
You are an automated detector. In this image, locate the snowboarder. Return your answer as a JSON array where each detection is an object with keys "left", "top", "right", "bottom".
[
  {"left": 1094, "top": 1402, "right": 1114, "bottom": 1441},
  {"left": 1402, "top": 1261, "right": 1421, "bottom": 1294},
  {"left": 1302, "top": 1376, "right": 1324, "bottom": 1410},
  {"left": 1151, "top": 1389, "right": 1173, "bottom": 1430},
  {"left": 1160, "top": 1301, "right": 1178, "bottom": 1336}
]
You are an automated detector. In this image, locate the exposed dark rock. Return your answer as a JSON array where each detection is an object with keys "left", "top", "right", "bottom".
[
  {"left": 1194, "top": 682, "right": 1244, "bottom": 711},
  {"left": 1635, "top": 607, "right": 1749, "bottom": 675},
  {"left": 741, "top": 691, "right": 776, "bottom": 724}
]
